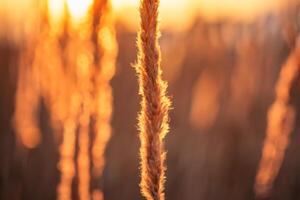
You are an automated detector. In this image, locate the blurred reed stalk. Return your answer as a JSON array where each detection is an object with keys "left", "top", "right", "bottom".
[
  {"left": 57, "top": 113, "right": 79, "bottom": 200},
  {"left": 136, "top": 0, "right": 171, "bottom": 199},
  {"left": 14, "top": 45, "right": 41, "bottom": 149},
  {"left": 13, "top": 0, "right": 48, "bottom": 149},
  {"left": 255, "top": 37, "right": 300, "bottom": 197},
  {"left": 57, "top": 3, "right": 81, "bottom": 200},
  {"left": 73, "top": 13, "right": 94, "bottom": 200},
  {"left": 78, "top": 92, "right": 92, "bottom": 200},
  {"left": 91, "top": 0, "right": 117, "bottom": 199}
]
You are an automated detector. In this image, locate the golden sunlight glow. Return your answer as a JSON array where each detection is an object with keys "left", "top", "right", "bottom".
[
  {"left": 112, "top": 0, "right": 138, "bottom": 11},
  {"left": 110, "top": 0, "right": 285, "bottom": 30},
  {"left": 66, "top": 0, "right": 93, "bottom": 20},
  {"left": 47, "top": 0, "right": 65, "bottom": 35},
  {"left": 0, "top": 0, "right": 287, "bottom": 36},
  {"left": 111, "top": 0, "right": 193, "bottom": 31},
  {"left": 48, "top": 0, "right": 65, "bottom": 22}
]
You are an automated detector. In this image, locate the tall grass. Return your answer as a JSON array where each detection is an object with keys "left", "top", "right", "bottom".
[
  {"left": 136, "top": 0, "right": 171, "bottom": 199},
  {"left": 14, "top": 46, "right": 41, "bottom": 149},
  {"left": 91, "top": 0, "right": 117, "bottom": 199},
  {"left": 57, "top": 114, "right": 78, "bottom": 200},
  {"left": 255, "top": 38, "right": 300, "bottom": 196},
  {"left": 13, "top": 1, "right": 47, "bottom": 149},
  {"left": 17, "top": 0, "right": 118, "bottom": 199},
  {"left": 57, "top": 3, "right": 82, "bottom": 199}
]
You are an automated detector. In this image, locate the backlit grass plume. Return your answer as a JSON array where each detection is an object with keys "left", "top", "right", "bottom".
[
  {"left": 136, "top": 0, "right": 171, "bottom": 199},
  {"left": 255, "top": 38, "right": 300, "bottom": 197}
]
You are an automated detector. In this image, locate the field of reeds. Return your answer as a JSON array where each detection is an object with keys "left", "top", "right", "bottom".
[{"left": 0, "top": 0, "right": 300, "bottom": 200}]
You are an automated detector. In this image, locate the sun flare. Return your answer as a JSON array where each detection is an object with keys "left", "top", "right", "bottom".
[
  {"left": 48, "top": 0, "right": 65, "bottom": 20},
  {"left": 66, "top": 0, "right": 93, "bottom": 20}
]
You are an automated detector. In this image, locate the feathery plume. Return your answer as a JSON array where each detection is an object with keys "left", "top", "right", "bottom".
[{"left": 136, "top": 0, "right": 171, "bottom": 199}]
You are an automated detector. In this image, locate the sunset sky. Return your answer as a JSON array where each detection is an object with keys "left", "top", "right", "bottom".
[
  {"left": 0, "top": 0, "right": 286, "bottom": 34},
  {"left": 112, "top": 0, "right": 284, "bottom": 30}
]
